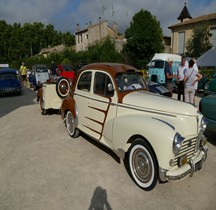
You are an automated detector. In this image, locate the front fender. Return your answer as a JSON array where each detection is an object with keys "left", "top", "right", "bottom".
[{"left": 113, "top": 115, "right": 176, "bottom": 169}]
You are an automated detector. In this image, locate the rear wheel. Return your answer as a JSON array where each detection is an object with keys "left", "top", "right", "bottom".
[
  {"left": 39, "top": 96, "right": 47, "bottom": 115},
  {"left": 65, "top": 111, "right": 79, "bottom": 138},
  {"left": 128, "top": 139, "right": 158, "bottom": 191}
]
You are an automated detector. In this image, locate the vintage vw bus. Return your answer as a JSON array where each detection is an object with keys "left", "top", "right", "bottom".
[{"left": 148, "top": 53, "right": 181, "bottom": 84}]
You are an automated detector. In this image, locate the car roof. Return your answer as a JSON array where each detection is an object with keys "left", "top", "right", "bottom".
[
  {"left": 0, "top": 68, "right": 17, "bottom": 74},
  {"left": 79, "top": 63, "right": 138, "bottom": 77},
  {"left": 32, "top": 64, "right": 48, "bottom": 69}
]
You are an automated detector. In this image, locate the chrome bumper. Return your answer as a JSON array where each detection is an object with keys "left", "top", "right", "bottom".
[{"left": 159, "top": 145, "right": 208, "bottom": 182}]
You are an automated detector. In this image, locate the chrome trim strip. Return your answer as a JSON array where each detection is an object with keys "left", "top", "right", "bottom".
[
  {"left": 153, "top": 117, "right": 175, "bottom": 130},
  {"left": 74, "top": 92, "right": 117, "bottom": 106},
  {"left": 118, "top": 104, "right": 177, "bottom": 117},
  {"left": 75, "top": 92, "right": 177, "bottom": 117}
]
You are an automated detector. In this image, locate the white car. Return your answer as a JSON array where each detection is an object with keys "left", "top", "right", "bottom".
[{"left": 61, "top": 63, "right": 208, "bottom": 191}]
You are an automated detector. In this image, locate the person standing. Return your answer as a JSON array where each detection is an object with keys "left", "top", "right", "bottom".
[
  {"left": 50, "top": 61, "right": 57, "bottom": 76},
  {"left": 164, "top": 58, "right": 177, "bottom": 97},
  {"left": 20, "top": 62, "right": 27, "bottom": 86},
  {"left": 184, "top": 59, "right": 202, "bottom": 104},
  {"left": 192, "top": 57, "right": 199, "bottom": 102},
  {"left": 177, "top": 56, "right": 187, "bottom": 101}
]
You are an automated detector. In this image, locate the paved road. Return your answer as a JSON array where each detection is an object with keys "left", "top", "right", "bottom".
[{"left": 0, "top": 88, "right": 216, "bottom": 210}]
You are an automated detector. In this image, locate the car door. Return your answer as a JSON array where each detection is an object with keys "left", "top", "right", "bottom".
[
  {"left": 74, "top": 71, "right": 92, "bottom": 134},
  {"left": 86, "top": 71, "right": 118, "bottom": 143}
]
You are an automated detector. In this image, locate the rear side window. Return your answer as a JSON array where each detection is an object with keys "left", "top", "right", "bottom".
[
  {"left": 77, "top": 71, "right": 92, "bottom": 92},
  {"left": 94, "top": 72, "right": 114, "bottom": 97}
]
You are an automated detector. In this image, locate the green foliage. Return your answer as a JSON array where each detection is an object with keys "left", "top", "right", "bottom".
[
  {"left": 124, "top": 9, "right": 164, "bottom": 68},
  {"left": 0, "top": 20, "right": 75, "bottom": 64},
  {"left": 11, "top": 37, "right": 123, "bottom": 70},
  {"left": 62, "top": 58, "right": 71, "bottom": 64},
  {"left": 186, "top": 26, "right": 212, "bottom": 57},
  {"left": 85, "top": 38, "right": 123, "bottom": 63}
]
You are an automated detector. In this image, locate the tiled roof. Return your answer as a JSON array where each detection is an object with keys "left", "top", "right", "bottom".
[{"left": 169, "top": 13, "right": 216, "bottom": 29}]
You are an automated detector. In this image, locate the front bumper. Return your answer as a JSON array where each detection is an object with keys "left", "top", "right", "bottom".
[{"left": 159, "top": 144, "right": 208, "bottom": 182}]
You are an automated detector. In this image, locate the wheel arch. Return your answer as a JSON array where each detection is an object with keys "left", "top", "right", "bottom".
[{"left": 126, "top": 134, "right": 159, "bottom": 170}]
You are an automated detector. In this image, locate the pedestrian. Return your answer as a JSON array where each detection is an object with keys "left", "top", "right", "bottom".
[
  {"left": 192, "top": 57, "right": 199, "bottom": 103},
  {"left": 20, "top": 62, "right": 27, "bottom": 86},
  {"left": 164, "top": 58, "right": 177, "bottom": 97},
  {"left": 177, "top": 56, "right": 187, "bottom": 101},
  {"left": 50, "top": 61, "right": 57, "bottom": 76},
  {"left": 184, "top": 59, "right": 202, "bottom": 104},
  {"left": 26, "top": 69, "right": 31, "bottom": 88}
]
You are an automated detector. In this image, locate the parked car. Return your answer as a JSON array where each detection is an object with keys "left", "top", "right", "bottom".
[
  {"left": 60, "top": 63, "right": 208, "bottom": 191},
  {"left": 148, "top": 81, "right": 170, "bottom": 96},
  {"left": 197, "top": 75, "right": 209, "bottom": 92},
  {"left": 0, "top": 68, "right": 22, "bottom": 96},
  {"left": 56, "top": 64, "right": 75, "bottom": 82},
  {"left": 203, "top": 73, "right": 216, "bottom": 96},
  {"left": 29, "top": 64, "right": 50, "bottom": 91},
  {"left": 37, "top": 64, "right": 81, "bottom": 114},
  {"left": 199, "top": 94, "right": 216, "bottom": 132}
]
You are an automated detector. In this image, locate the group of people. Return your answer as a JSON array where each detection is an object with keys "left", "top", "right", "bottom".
[{"left": 164, "top": 56, "right": 202, "bottom": 104}]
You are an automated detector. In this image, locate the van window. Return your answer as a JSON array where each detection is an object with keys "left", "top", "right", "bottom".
[{"left": 150, "top": 60, "right": 164, "bottom": 69}]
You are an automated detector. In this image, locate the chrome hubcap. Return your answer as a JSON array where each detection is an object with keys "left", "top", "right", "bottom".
[
  {"left": 132, "top": 148, "right": 152, "bottom": 183},
  {"left": 66, "top": 112, "right": 75, "bottom": 135}
]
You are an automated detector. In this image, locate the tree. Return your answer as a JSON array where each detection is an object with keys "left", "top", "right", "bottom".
[
  {"left": 186, "top": 26, "right": 212, "bottom": 58},
  {"left": 0, "top": 20, "right": 75, "bottom": 63},
  {"left": 124, "top": 9, "right": 164, "bottom": 68}
]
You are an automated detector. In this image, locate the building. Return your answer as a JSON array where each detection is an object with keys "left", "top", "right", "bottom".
[
  {"left": 168, "top": 3, "right": 216, "bottom": 55},
  {"left": 39, "top": 44, "right": 66, "bottom": 58},
  {"left": 75, "top": 18, "right": 118, "bottom": 52}
]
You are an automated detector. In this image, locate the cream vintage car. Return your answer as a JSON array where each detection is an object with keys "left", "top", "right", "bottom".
[{"left": 60, "top": 63, "right": 208, "bottom": 191}]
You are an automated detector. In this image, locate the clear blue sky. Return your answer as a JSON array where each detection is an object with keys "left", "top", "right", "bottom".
[{"left": 0, "top": 0, "right": 215, "bottom": 36}]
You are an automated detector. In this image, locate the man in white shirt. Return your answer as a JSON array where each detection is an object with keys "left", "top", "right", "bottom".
[{"left": 177, "top": 56, "right": 187, "bottom": 101}]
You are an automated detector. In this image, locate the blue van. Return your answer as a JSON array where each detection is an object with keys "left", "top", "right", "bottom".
[{"left": 148, "top": 53, "right": 181, "bottom": 84}]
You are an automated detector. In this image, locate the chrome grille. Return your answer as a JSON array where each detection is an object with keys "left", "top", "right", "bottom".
[{"left": 174, "top": 137, "right": 198, "bottom": 166}]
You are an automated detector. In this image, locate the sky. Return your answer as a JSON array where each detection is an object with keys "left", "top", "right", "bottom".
[{"left": 0, "top": 0, "right": 216, "bottom": 36}]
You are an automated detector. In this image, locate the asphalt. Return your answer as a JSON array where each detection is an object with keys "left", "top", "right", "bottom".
[{"left": 0, "top": 88, "right": 216, "bottom": 210}]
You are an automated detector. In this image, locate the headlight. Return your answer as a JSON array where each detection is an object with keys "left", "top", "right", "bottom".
[
  {"left": 200, "top": 117, "right": 207, "bottom": 131},
  {"left": 173, "top": 132, "right": 185, "bottom": 155}
]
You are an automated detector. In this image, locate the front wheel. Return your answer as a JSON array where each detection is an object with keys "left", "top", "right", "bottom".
[
  {"left": 128, "top": 139, "right": 158, "bottom": 191},
  {"left": 65, "top": 111, "right": 79, "bottom": 138}
]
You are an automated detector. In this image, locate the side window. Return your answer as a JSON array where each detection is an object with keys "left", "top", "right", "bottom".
[
  {"left": 77, "top": 71, "right": 92, "bottom": 92},
  {"left": 94, "top": 72, "right": 114, "bottom": 97}
]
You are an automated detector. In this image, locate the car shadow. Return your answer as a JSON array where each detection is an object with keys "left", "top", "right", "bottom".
[
  {"left": 204, "top": 129, "right": 216, "bottom": 146},
  {"left": 0, "top": 87, "right": 36, "bottom": 118},
  {"left": 80, "top": 132, "right": 121, "bottom": 164}
]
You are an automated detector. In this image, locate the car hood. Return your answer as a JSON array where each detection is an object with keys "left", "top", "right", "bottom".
[
  {"left": 122, "top": 91, "right": 197, "bottom": 116},
  {"left": 0, "top": 79, "right": 21, "bottom": 88}
]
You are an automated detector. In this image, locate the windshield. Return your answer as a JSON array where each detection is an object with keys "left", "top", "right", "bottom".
[
  {"left": 115, "top": 72, "right": 146, "bottom": 92},
  {"left": 150, "top": 60, "right": 164, "bottom": 69},
  {"left": 0, "top": 73, "right": 18, "bottom": 80},
  {"left": 62, "top": 65, "right": 73, "bottom": 71},
  {"left": 35, "top": 67, "right": 48, "bottom": 73}
]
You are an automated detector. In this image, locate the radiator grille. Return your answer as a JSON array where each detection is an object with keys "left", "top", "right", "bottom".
[{"left": 174, "top": 137, "right": 198, "bottom": 166}]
